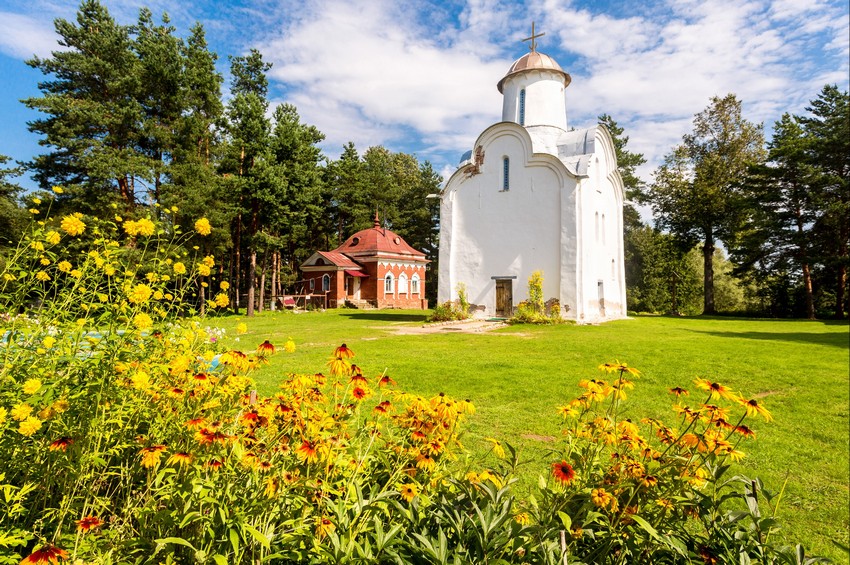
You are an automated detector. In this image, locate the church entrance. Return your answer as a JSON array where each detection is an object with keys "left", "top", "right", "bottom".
[{"left": 495, "top": 279, "right": 513, "bottom": 317}]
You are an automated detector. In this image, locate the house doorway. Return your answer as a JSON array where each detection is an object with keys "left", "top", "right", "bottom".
[{"left": 495, "top": 279, "right": 513, "bottom": 318}]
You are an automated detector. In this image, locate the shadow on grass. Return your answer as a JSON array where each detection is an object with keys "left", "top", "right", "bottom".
[
  {"left": 684, "top": 328, "right": 849, "bottom": 348},
  {"left": 338, "top": 311, "right": 429, "bottom": 323}
]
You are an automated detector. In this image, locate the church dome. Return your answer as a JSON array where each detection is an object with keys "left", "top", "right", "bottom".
[{"left": 497, "top": 51, "right": 571, "bottom": 93}]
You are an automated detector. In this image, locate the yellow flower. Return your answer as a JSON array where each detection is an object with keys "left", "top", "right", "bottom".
[
  {"left": 284, "top": 338, "right": 296, "bottom": 353},
  {"left": 220, "top": 281, "right": 230, "bottom": 291},
  {"left": 133, "top": 313, "right": 153, "bottom": 331},
  {"left": 591, "top": 488, "right": 613, "bottom": 509},
  {"left": 70, "top": 269, "right": 82, "bottom": 278},
  {"left": 195, "top": 218, "right": 212, "bottom": 236},
  {"left": 46, "top": 231, "right": 61, "bottom": 245},
  {"left": 139, "top": 445, "right": 166, "bottom": 468},
  {"left": 173, "top": 262, "right": 186, "bottom": 275},
  {"left": 104, "top": 265, "right": 116, "bottom": 276},
  {"left": 214, "top": 293, "right": 229, "bottom": 308},
  {"left": 0, "top": 407, "right": 6, "bottom": 427},
  {"left": 43, "top": 336, "right": 56, "bottom": 348},
  {"left": 131, "top": 371, "right": 151, "bottom": 390},
  {"left": 123, "top": 220, "right": 138, "bottom": 235},
  {"left": 202, "top": 255, "right": 215, "bottom": 268},
  {"left": 3, "top": 273, "right": 16, "bottom": 281},
  {"left": 171, "top": 205, "right": 179, "bottom": 212},
  {"left": 19, "top": 416, "right": 43, "bottom": 437},
  {"left": 30, "top": 240, "right": 44, "bottom": 252},
  {"left": 23, "top": 379, "right": 42, "bottom": 395},
  {"left": 153, "top": 290, "right": 163, "bottom": 300},
  {"left": 485, "top": 437, "right": 506, "bottom": 459},
  {"left": 515, "top": 512, "right": 531, "bottom": 525},
  {"left": 35, "top": 271, "right": 50, "bottom": 282},
  {"left": 236, "top": 323, "right": 247, "bottom": 335},
  {"left": 33, "top": 197, "right": 42, "bottom": 205},
  {"left": 60, "top": 215, "right": 86, "bottom": 236},
  {"left": 52, "top": 399, "right": 69, "bottom": 413},
  {"left": 135, "top": 218, "right": 155, "bottom": 236},
  {"left": 52, "top": 185, "right": 64, "bottom": 194},
  {"left": 197, "top": 264, "right": 211, "bottom": 277},
  {"left": 127, "top": 283, "right": 153, "bottom": 305},
  {"left": 40, "top": 258, "right": 50, "bottom": 266},
  {"left": 399, "top": 483, "right": 418, "bottom": 502},
  {"left": 57, "top": 261, "right": 72, "bottom": 273}
]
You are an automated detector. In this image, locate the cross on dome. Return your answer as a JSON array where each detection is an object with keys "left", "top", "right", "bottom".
[{"left": 521, "top": 21, "right": 545, "bottom": 52}]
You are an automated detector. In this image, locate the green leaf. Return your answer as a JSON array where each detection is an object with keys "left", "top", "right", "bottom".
[
  {"left": 155, "top": 537, "right": 197, "bottom": 551},
  {"left": 558, "top": 511, "right": 572, "bottom": 531},
  {"left": 243, "top": 523, "right": 270, "bottom": 549}
]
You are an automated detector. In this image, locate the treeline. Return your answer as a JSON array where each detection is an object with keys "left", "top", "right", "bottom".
[
  {"left": 1, "top": 1, "right": 846, "bottom": 319},
  {"left": 0, "top": 0, "right": 440, "bottom": 314},
  {"left": 608, "top": 86, "right": 849, "bottom": 319}
]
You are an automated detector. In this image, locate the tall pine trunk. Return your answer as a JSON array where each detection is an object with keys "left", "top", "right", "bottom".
[
  {"left": 702, "top": 229, "right": 716, "bottom": 315},
  {"left": 836, "top": 223, "right": 848, "bottom": 319},
  {"left": 258, "top": 251, "right": 267, "bottom": 313},
  {"left": 270, "top": 251, "right": 278, "bottom": 309},
  {"left": 246, "top": 250, "right": 256, "bottom": 317}
]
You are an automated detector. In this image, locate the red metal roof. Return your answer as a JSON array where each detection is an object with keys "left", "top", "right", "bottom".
[
  {"left": 312, "top": 251, "right": 360, "bottom": 269},
  {"left": 332, "top": 214, "right": 428, "bottom": 263}
]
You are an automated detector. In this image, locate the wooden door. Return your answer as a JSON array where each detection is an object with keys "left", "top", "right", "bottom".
[{"left": 495, "top": 280, "right": 513, "bottom": 317}]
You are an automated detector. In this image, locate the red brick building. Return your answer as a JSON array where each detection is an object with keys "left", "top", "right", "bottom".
[{"left": 300, "top": 215, "right": 429, "bottom": 309}]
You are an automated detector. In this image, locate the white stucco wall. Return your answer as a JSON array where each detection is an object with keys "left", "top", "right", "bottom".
[{"left": 440, "top": 124, "right": 576, "bottom": 316}]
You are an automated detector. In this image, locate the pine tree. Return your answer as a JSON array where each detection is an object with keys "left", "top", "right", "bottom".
[
  {"left": 24, "top": 0, "right": 145, "bottom": 211},
  {"left": 801, "top": 85, "right": 849, "bottom": 319}
]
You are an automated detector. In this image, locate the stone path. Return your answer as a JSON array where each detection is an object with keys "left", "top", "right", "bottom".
[{"left": 381, "top": 318, "right": 509, "bottom": 335}]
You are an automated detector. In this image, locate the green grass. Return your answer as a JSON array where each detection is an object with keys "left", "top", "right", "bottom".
[{"left": 206, "top": 309, "right": 850, "bottom": 563}]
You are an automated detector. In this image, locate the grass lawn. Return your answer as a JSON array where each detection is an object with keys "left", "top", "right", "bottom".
[{"left": 206, "top": 309, "right": 849, "bottom": 563}]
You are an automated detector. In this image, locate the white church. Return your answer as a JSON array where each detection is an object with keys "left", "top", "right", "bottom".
[{"left": 437, "top": 29, "right": 627, "bottom": 323}]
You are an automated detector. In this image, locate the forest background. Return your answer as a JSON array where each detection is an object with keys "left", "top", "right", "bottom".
[{"left": 0, "top": 1, "right": 847, "bottom": 320}]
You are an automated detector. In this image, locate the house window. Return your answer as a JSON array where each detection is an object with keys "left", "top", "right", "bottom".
[
  {"left": 519, "top": 89, "right": 526, "bottom": 126},
  {"left": 384, "top": 273, "right": 394, "bottom": 294},
  {"left": 322, "top": 274, "right": 330, "bottom": 292},
  {"left": 309, "top": 278, "right": 315, "bottom": 291},
  {"left": 411, "top": 274, "right": 420, "bottom": 294},
  {"left": 502, "top": 157, "right": 509, "bottom": 191},
  {"left": 398, "top": 273, "right": 408, "bottom": 295}
]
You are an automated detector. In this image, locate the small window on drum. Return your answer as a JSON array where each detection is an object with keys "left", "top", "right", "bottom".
[{"left": 502, "top": 157, "right": 509, "bottom": 191}]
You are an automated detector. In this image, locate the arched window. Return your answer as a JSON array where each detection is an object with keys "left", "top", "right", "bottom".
[
  {"left": 309, "top": 278, "right": 315, "bottom": 291},
  {"left": 398, "top": 273, "right": 408, "bottom": 295},
  {"left": 384, "top": 273, "right": 394, "bottom": 295},
  {"left": 601, "top": 214, "right": 606, "bottom": 244},
  {"left": 322, "top": 274, "right": 330, "bottom": 292},
  {"left": 411, "top": 274, "right": 420, "bottom": 294},
  {"left": 502, "top": 157, "right": 510, "bottom": 191},
  {"left": 519, "top": 89, "right": 526, "bottom": 126}
]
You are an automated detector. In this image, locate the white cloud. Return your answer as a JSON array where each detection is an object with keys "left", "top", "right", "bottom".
[
  {"left": 0, "top": 11, "right": 61, "bottom": 60},
  {"left": 255, "top": 0, "right": 515, "bottom": 160}
]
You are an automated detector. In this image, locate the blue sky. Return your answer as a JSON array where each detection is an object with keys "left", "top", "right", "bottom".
[{"left": 0, "top": 0, "right": 847, "bottom": 195}]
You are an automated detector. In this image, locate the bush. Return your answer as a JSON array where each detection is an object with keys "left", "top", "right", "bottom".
[
  {"left": 510, "top": 271, "right": 565, "bottom": 324},
  {"left": 0, "top": 212, "right": 821, "bottom": 563},
  {"left": 427, "top": 300, "right": 468, "bottom": 322}
]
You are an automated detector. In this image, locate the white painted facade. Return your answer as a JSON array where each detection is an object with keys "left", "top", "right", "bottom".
[{"left": 437, "top": 50, "right": 627, "bottom": 323}]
